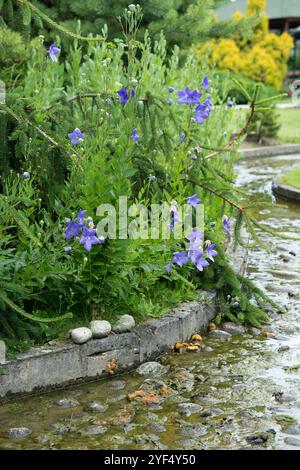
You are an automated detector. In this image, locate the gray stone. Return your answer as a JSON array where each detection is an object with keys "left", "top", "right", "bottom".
[
  {"left": 36, "top": 434, "right": 51, "bottom": 445},
  {"left": 55, "top": 398, "right": 80, "bottom": 408},
  {"left": 200, "top": 408, "right": 223, "bottom": 418},
  {"left": 171, "top": 368, "right": 195, "bottom": 392},
  {"left": 221, "top": 322, "right": 246, "bottom": 335},
  {"left": 278, "top": 345, "right": 290, "bottom": 353},
  {"left": 113, "top": 314, "right": 135, "bottom": 333},
  {"left": 177, "top": 403, "right": 202, "bottom": 416},
  {"left": 209, "top": 329, "right": 232, "bottom": 341},
  {"left": 86, "top": 401, "right": 108, "bottom": 413},
  {"left": 284, "top": 425, "right": 300, "bottom": 436},
  {"left": 148, "top": 423, "right": 166, "bottom": 433},
  {"left": 90, "top": 320, "right": 111, "bottom": 338},
  {"left": 0, "top": 340, "right": 6, "bottom": 364},
  {"left": 136, "top": 361, "right": 168, "bottom": 377},
  {"left": 80, "top": 425, "right": 107, "bottom": 436},
  {"left": 249, "top": 327, "right": 261, "bottom": 337},
  {"left": 70, "top": 327, "right": 92, "bottom": 344},
  {"left": 107, "top": 380, "right": 127, "bottom": 390},
  {"left": 50, "top": 423, "right": 78, "bottom": 435},
  {"left": 180, "top": 424, "right": 207, "bottom": 438},
  {"left": 284, "top": 436, "right": 300, "bottom": 447},
  {"left": 8, "top": 427, "right": 32, "bottom": 439}
]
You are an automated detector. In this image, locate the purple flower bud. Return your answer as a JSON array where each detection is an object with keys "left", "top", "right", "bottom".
[
  {"left": 48, "top": 43, "right": 60, "bottom": 62},
  {"left": 64, "top": 246, "right": 72, "bottom": 254},
  {"left": 179, "top": 132, "right": 186, "bottom": 143},
  {"left": 150, "top": 175, "right": 156, "bottom": 182},
  {"left": 132, "top": 128, "right": 139, "bottom": 144},
  {"left": 210, "top": 221, "right": 216, "bottom": 228},
  {"left": 166, "top": 262, "right": 172, "bottom": 273},
  {"left": 227, "top": 99, "right": 233, "bottom": 108},
  {"left": 192, "top": 154, "right": 198, "bottom": 161},
  {"left": 168, "top": 86, "right": 175, "bottom": 93},
  {"left": 202, "top": 76, "right": 210, "bottom": 91},
  {"left": 222, "top": 216, "right": 231, "bottom": 235},
  {"left": 167, "top": 98, "right": 173, "bottom": 105},
  {"left": 22, "top": 172, "right": 31, "bottom": 179}
]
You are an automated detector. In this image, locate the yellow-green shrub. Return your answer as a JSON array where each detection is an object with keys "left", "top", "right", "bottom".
[{"left": 196, "top": 0, "right": 293, "bottom": 90}]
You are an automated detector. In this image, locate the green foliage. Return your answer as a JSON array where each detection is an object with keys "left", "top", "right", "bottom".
[
  {"left": 0, "top": 5, "right": 289, "bottom": 353},
  {"left": 248, "top": 106, "right": 281, "bottom": 142},
  {"left": 1, "top": 0, "right": 258, "bottom": 50},
  {"left": 0, "top": 25, "right": 28, "bottom": 66},
  {"left": 210, "top": 70, "right": 278, "bottom": 105}
]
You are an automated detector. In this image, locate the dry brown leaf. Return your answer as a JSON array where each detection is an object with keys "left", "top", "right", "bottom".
[
  {"left": 105, "top": 357, "right": 117, "bottom": 375},
  {"left": 160, "top": 385, "right": 171, "bottom": 396},
  {"left": 141, "top": 391, "right": 161, "bottom": 405},
  {"left": 186, "top": 344, "right": 200, "bottom": 352},
  {"left": 174, "top": 341, "right": 188, "bottom": 351},
  {"left": 261, "top": 331, "right": 275, "bottom": 338},
  {"left": 127, "top": 390, "right": 146, "bottom": 401}
]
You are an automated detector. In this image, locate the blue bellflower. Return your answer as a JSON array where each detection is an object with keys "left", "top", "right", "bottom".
[
  {"left": 65, "top": 220, "right": 81, "bottom": 241},
  {"left": 179, "top": 132, "right": 186, "bottom": 143},
  {"left": 172, "top": 251, "right": 189, "bottom": 267},
  {"left": 222, "top": 216, "right": 231, "bottom": 235},
  {"left": 202, "top": 76, "right": 210, "bottom": 91},
  {"left": 194, "top": 253, "right": 209, "bottom": 272},
  {"left": 194, "top": 95, "right": 212, "bottom": 125},
  {"left": 177, "top": 87, "right": 202, "bottom": 105},
  {"left": 132, "top": 128, "right": 139, "bottom": 144},
  {"left": 68, "top": 128, "right": 84, "bottom": 145},
  {"left": 48, "top": 43, "right": 60, "bottom": 62},
  {"left": 187, "top": 229, "right": 203, "bottom": 244},
  {"left": 117, "top": 87, "right": 135, "bottom": 105},
  {"left": 206, "top": 243, "right": 218, "bottom": 261},
  {"left": 187, "top": 194, "right": 202, "bottom": 208},
  {"left": 80, "top": 227, "right": 104, "bottom": 252}
]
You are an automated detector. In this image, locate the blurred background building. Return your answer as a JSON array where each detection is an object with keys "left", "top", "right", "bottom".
[{"left": 216, "top": 0, "right": 300, "bottom": 77}]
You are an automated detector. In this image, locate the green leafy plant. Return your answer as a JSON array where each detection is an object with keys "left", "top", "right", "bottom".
[{"left": 0, "top": 4, "right": 294, "bottom": 353}]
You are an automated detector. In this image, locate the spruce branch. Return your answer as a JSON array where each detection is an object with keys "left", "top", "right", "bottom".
[{"left": 17, "top": 0, "right": 104, "bottom": 42}]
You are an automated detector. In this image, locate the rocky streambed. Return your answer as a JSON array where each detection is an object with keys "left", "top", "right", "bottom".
[{"left": 0, "top": 153, "right": 299, "bottom": 450}]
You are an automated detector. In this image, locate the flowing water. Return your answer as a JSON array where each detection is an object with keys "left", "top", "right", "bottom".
[{"left": 0, "top": 154, "right": 300, "bottom": 450}]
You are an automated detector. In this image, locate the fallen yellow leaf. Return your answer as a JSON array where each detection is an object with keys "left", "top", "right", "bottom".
[{"left": 191, "top": 334, "right": 202, "bottom": 342}]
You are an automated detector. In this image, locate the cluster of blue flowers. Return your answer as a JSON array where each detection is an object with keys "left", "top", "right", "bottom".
[
  {"left": 167, "top": 194, "right": 232, "bottom": 274},
  {"left": 166, "top": 228, "right": 218, "bottom": 274},
  {"left": 177, "top": 77, "right": 212, "bottom": 126},
  {"left": 65, "top": 210, "right": 105, "bottom": 252}
]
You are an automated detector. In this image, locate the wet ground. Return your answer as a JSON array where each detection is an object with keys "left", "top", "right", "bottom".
[{"left": 0, "top": 154, "right": 299, "bottom": 450}]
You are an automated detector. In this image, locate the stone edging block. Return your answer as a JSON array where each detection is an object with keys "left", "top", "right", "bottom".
[{"left": 0, "top": 293, "right": 216, "bottom": 400}]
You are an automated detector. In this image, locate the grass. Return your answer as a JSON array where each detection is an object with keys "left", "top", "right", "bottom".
[
  {"left": 279, "top": 167, "right": 300, "bottom": 190},
  {"left": 235, "top": 106, "right": 300, "bottom": 146},
  {"left": 277, "top": 108, "right": 300, "bottom": 144}
]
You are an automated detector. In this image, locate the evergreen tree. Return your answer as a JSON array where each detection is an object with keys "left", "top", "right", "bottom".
[{"left": 0, "top": 0, "right": 258, "bottom": 49}]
